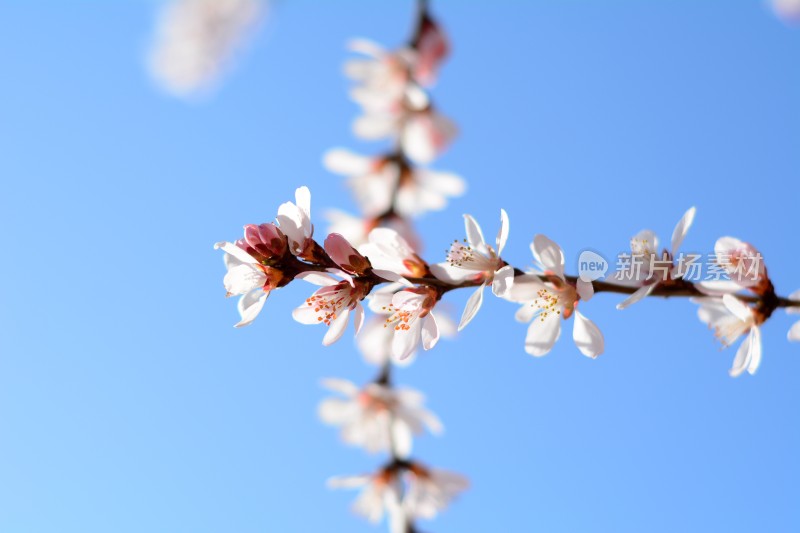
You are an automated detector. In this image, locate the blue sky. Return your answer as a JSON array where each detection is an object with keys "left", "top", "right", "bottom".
[{"left": 1, "top": 1, "right": 799, "bottom": 531}]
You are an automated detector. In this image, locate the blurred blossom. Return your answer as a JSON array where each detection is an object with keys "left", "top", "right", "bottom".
[
  {"left": 694, "top": 295, "right": 763, "bottom": 377},
  {"left": 772, "top": 0, "right": 800, "bottom": 22},
  {"left": 148, "top": 0, "right": 264, "bottom": 97},
  {"left": 318, "top": 378, "right": 442, "bottom": 457}
]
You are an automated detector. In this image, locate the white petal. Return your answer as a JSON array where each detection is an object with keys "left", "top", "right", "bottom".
[
  {"left": 320, "top": 377, "right": 359, "bottom": 396},
  {"left": 323, "top": 148, "right": 372, "bottom": 175},
  {"left": 215, "top": 241, "right": 257, "bottom": 264},
  {"left": 722, "top": 294, "right": 752, "bottom": 322},
  {"left": 421, "top": 313, "right": 440, "bottom": 350},
  {"left": 327, "top": 474, "right": 370, "bottom": 489},
  {"left": 503, "top": 274, "right": 546, "bottom": 303},
  {"left": 295, "top": 186, "right": 311, "bottom": 221},
  {"left": 747, "top": 327, "right": 762, "bottom": 375},
  {"left": 576, "top": 279, "right": 594, "bottom": 302},
  {"left": 458, "top": 284, "right": 484, "bottom": 331},
  {"left": 572, "top": 310, "right": 604, "bottom": 358},
  {"left": 696, "top": 280, "right": 742, "bottom": 295},
  {"left": 347, "top": 38, "right": 386, "bottom": 57},
  {"left": 788, "top": 320, "right": 800, "bottom": 342},
  {"left": 429, "top": 263, "right": 473, "bottom": 284},
  {"left": 393, "top": 321, "right": 422, "bottom": 360},
  {"left": 292, "top": 301, "right": 322, "bottom": 325},
  {"left": 515, "top": 304, "right": 536, "bottom": 323},
  {"left": 391, "top": 421, "right": 413, "bottom": 459},
  {"left": 630, "top": 229, "right": 659, "bottom": 257},
  {"left": 532, "top": 234, "right": 564, "bottom": 279},
  {"left": 295, "top": 271, "right": 339, "bottom": 286},
  {"left": 524, "top": 316, "right": 561, "bottom": 357},
  {"left": 234, "top": 290, "right": 268, "bottom": 328},
  {"left": 670, "top": 206, "right": 696, "bottom": 256},
  {"left": 323, "top": 309, "right": 351, "bottom": 346},
  {"left": 353, "top": 303, "right": 365, "bottom": 336},
  {"left": 491, "top": 265, "right": 515, "bottom": 297},
  {"left": 616, "top": 284, "right": 656, "bottom": 310},
  {"left": 371, "top": 269, "right": 413, "bottom": 286},
  {"left": 463, "top": 214, "right": 485, "bottom": 248},
  {"left": 496, "top": 208, "right": 510, "bottom": 255},
  {"left": 729, "top": 334, "right": 752, "bottom": 378}
]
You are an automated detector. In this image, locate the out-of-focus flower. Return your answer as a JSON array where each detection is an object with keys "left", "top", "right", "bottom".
[
  {"left": 401, "top": 108, "right": 458, "bottom": 164},
  {"left": 788, "top": 290, "right": 800, "bottom": 342},
  {"left": 214, "top": 241, "right": 283, "bottom": 327},
  {"left": 324, "top": 149, "right": 465, "bottom": 218},
  {"left": 412, "top": 14, "right": 450, "bottom": 86},
  {"left": 292, "top": 270, "right": 369, "bottom": 346},
  {"left": 772, "top": 0, "right": 800, "bottom": 23},
  {"left": 431, "top": 210, "right": 514, "bottom": 330},
  {"left": 318, "top": 378, "right": 442, "bottom": 457},
  {"left": 368, "top": 285, "right": 441, "bottom": 360},
  {"left": 148, "top": 0, "right": 263, "bottom": 96},
  {"left": 328, "top": 470, "right": 403, "bottom": 525},
  {"left": 402, "top": 463, "right": 469, "bottom": 521},
  {"left": 694, "top": 295, "right": 763, "bottom": 377},
  {"left": 611, "top": 207, "right": 695, "bottom": 309},
  {"left": 276, "top": 186, "right": 314, "bottom": 257},
  {"left": 329, "top": 462, "right": 468, "bottom": 525},
  {"left": 325, "top": 210, "right": 420, "bottom": 251},
  {"left": 505, "top": 235, "right": 603, "bottom": 358}
]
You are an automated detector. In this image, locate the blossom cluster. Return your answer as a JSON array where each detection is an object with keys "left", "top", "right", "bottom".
[{"left": 324, "top": 12, "right": 465, "bottom": 251}]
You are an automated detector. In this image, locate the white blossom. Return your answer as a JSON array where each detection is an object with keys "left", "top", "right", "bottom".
[
  {"left": 214, "top": 241, "right": 279, "bottom": 327},
  {"left": 328, "top": 472, "right": 403, "bottom": 525},
  {"left": 148, "top": 0, "right": 263, "bottom": 96},
  {"left": 402, "top": 465, "right": 469, "bottom": 521},
  {"left": 292, "top": 271, "right": 369, "bottom": 346},
  {"left": 431, "top": 210, "right": 514, "bottom": 330},
  {"left": 612, "top": 207, "right": 695, "bottom": 309},
  {"left": 368, "top": 285, "right": 441, "bottom": 360},
  {"left": 318, "top": 378, "right": 442, "bottom": 457},
  {"left": 694, "top": 294, "right": 763, "bottom": 377},
  {"left": 276, "top": 186, "right": 314, "bottom": 256},
  {"left": 505, "top": 235, "right": 603, "bottom": 358}
]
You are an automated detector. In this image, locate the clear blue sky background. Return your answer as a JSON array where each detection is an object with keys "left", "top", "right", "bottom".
[{"left": 1, "top": 1, "right": 799, "bottom": 532}]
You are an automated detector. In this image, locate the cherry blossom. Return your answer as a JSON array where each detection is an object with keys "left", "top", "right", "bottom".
[
  {"left": 292, "top": 271, "right": 369, "bottom": 346},
  {"left": 324, "top": 149, "right": 465, "bottom": 218},
  {"left": 694, "top": 295, "right": 763, "bottom": 377},
  {"left": 325, "top": 209, "right": 420, "bottom": 251},
  {"left": 356, "top": 311, "right": 457, "bottom": 367},
  {"left": 402, "top": 464, "right": 469, "bottom": 521},
  {"left": 787, "top": 290, "right": 800, "bottom": 342},
  {"left": 360, "top": 228, "right": 428, "bottom": 282},
  {"left": 401, "top": 107, "right": 458, "bottom": 164},
  {"left": 276, "top": 186, "right": 314, "bottom": 257},
  {"left": 505, "top": 235, "right": 603, "bottom": 358},
  {"left": 431, "top": 210, "right": 514, "bottom": 330},
  {"left": 328, "top": 470, "right": 403, "bottom": 525},
  {"left": 612, "top": 207, "right": 696, "bottom": 310},
  {"left": 148, "top": 0, "right": 263, "bottom": 96},
  {"left": 368, "top": 285, "right": 441, "bottom": 360},
  {"left": 214, "top": 241, "right": 282, "bottom": 327},
  {"left": 318, "top": 378, "right": 442, "bottom": 457}
]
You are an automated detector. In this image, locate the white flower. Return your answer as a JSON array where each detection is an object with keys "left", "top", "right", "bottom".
[
  {"left": 401, "top": 108, "right": 458, "bottom": 164},
  {"left": 694, "top": 294, "right": 763, "bottom": 377},
  {"left": 214, "top": 241, "right": 281, "bottom": 327},
  {"left": 148, "top": 0, "right": 263, "bottom": 96},
  {"left": 612, "top": 207, "right": 696, "bottom": 309},
  {"left": 318, "top": 378, "right": 442, "bottom": 457},
  {"left": 324, "top": 149, "right": 465, "bottom": 217},
  {"left": 505, "top": 235, "right": 603, "bottom": 358},
  {"left": 344, "top": 39, "right": 419, "bottom": 112},
  {"left": 402, "top": 465, "right": 469, "bottom": 521},
  {"left": 786, "top": 290, "right": 800, "bottom": 342},
  {"left": 292, "top": 271, "right": 369, "bottom": 346},
  {"left": 325, "top": 209, "right": 420, "bottom": 251},
  {"left": 276, "top": 186, "right": 314, "bottom": 257},
  {"left": 328, "top": 471, "right": 402, "bottom": 525},
  {"left": 368, "top": 286, "right": 441, "bottom": 360},
  {"left": 430, "top": 210, "right": 514, "bottom": 330},
  {"left": 356, "top": 310, "right": 457, "bottom": 366},
  {"left": 360, "top": 228, "right": 428, "bottom": 284}
]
